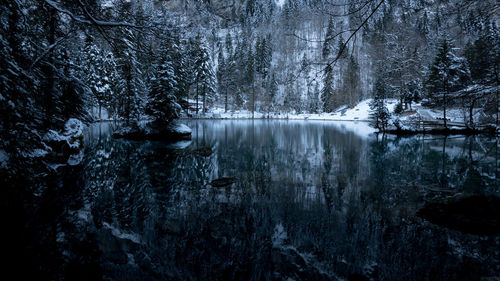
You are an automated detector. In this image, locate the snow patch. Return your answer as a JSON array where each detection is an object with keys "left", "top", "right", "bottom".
[
  {"left": 102, "top": 222, "right": 142, "bottom": 244},
  {"left": 272, "top": 223, "right": 288, "bottom": 247},
  {"left": 170, "top": 123, "right": 192, "bottom": 134},
  {"left": 198, "top": 99, "right": 399, "bottom": 122},
  {"left": 27, "top": 148, "right": 49, "bottom": 158},
  {"left": 167, "top": 140, "right": 192, "bottom": 150},
  {"left": 67, "top": 150, "right": 84, "bottom": 166},
  {"left": 64, "top": 118, "right": 84, "bottom": 139}
]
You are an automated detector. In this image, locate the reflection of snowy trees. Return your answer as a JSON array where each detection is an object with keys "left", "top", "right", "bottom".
[{"left": 74, "top": 121, "right": 500, "bottom": 280}]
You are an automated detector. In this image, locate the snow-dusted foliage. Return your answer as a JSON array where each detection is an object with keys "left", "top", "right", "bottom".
[
  {"left": 370, "top": 72, "right": 391, "bottom": 131},
  {"left": 83, "top": 41, "right": 118, "bottom": 120},
  {"left": 147, "top": 45, "right": 181, "bottom": 124}
]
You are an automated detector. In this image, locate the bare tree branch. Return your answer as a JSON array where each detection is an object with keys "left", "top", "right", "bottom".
[{"left": 44, "top": 0, "right": 141, "bottom": 28}]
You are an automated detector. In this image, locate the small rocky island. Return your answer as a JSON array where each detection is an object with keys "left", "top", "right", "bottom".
[
  {"left": 112, "top": 75, "right": 192, "bottom": 141},
  {"left": 112, "top": 121, "right": 192, "bottom": 141}
]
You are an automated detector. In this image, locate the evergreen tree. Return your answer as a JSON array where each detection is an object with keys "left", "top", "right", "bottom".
[
  {"left": 0, "top": 1, "right": 40, "bottom": 159},
  {"left": 225, "top": 32, "right": 233, "bottom": 57},
  {"left": 343, "top": 55, "right": 361, "bottom": 107},
  {"left": 115, "top": 28, "right": 145, "bottom": 125},
  {"left": 370, "top": 73, "right": 391, "bottom": 131},
  {"left": 309, "top": 82, "right": 320, "bottom": 113},
  {"left": 168, "top": 35, "right": 189, "bottom": 103},
  {"left": 322, "top": 17, "right": 335, "bottom": 59},
  {"left": 57, "top": 48, "right": 87, "bottom": 121},
  {"left": 426, "top": 39, "right": 470, "bottom": 128},
  {"left": 337, "top": 36, "right": 348, "bottom": 59},
  {"left": 464, "top": 24, "right": 500, "bottom": 85},
  {"left": 147, "top": 46, "right": 180, "bottom": 125},
  {"left": 83, "top": 40, "right": 116, "bottom": 120},
  {"left": 193, "top": 42, "right": 216, "bottom": 114},
  {"left": 265, "top": 73, "right": 278, "bottom": 112},
  {"left": 216, "top": 46, "right": 229, "bottom": 112},
  {"left": 245, "top": 47, "right": 256, "bottom": 118},
  {"left": 322, "top": 64, "right": 334, "bottom": 112}
]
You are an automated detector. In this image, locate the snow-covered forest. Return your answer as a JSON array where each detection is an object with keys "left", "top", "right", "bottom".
[{"left": 1, "top": 0, "right": 499, "bottom": 159}]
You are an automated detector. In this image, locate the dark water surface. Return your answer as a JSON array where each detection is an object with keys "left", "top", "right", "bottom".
[{"left": 11, "top": 120, "right": 500, "bottom": 280}]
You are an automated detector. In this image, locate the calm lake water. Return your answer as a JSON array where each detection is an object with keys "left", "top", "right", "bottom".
[{"left": 17, "top": 120, "right": 500, "bottom": 280}]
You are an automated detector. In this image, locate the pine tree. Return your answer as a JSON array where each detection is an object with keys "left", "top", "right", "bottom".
[
  {"left": 309, "top": 82, "right": 320, "bottom": 114},
  {"left": 216, "top": 46, "right": 229, "bottom": 112},
  {"left": 147, "top": 46, "right": 180, "bottom": 125},
  {"left": 167, "top": 35, "right": 189, "bottom": 103},
  {"left": 265, "top": 73, "right": 278, "bottom": 112},
  {"left": 225, "top": 32, "right": 233, "bottom": 58},
  {"left": 322, "top": 64, "right": 334, "bottom": 112},
  {"left": 115, "top": 29, "right": 145, "bottom": 125},
  {"left": 322, "top": 17, "right": 335, "bottom": 59},
  {"left": 337, "top": 36, "right": 348, "bottom": 59},
  {"left": 0, "top": 2, "right": 39, "bottom": 158},
  {"left": 83, "top": 40, "right": 115, "bottom": 120},
  {"left": 58, "top": 47, "right": 87, "bottom": 121},
  {"left": 193, "top": 42, "right": 216, "bottom": 114},
  {"left": 245, "top": 47, "right": 256, "bottom": 118},
  {"left": 426, "top": 39, "right": 470, "bottom": 128},
  {"left": 343, "top": 55, "right": 361, "bottom": 107},
  {"left": 370, "top": 73, "right": 391, "bottom": 131},
  {"left": 464, "top": 24, "right": 500, "bottom": 85}
]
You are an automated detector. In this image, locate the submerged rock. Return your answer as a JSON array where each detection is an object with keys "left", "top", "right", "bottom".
[
  {"left": 418, "top": 195, "right": 500, "bottom": 235},
  {"left": 113, "top": 121, "right": 192, "bottom": 141},
  {"left": 210, "top": 177, "right": 237, "bottom": 187}
]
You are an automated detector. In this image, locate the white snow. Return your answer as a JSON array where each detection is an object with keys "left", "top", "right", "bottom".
[
  {"left": 170, "top": 123, "right": 192, "bottom": 134},
  {"left": 67, "top": 151, "right": 84, "bottom": 166},
  {"left": 102, "top": 222, "right": 142, "bottom": 244},
  {"left": 43, "top": 129, "right": 67, "bottom": 142},
  {"left": 197, "top": 99, "right": 399, "bottom": 122},
  {"left": 167, "top": 140, "right": 192, "bottom": 149},
  {"left": 43, "top": 119, "right": 84, "bottom": 150},
  {"left": 64, "top": 118, "right": 84, "bottom": 139},
  {"left": 195, "top": 97, "right": 490, "bottom": 134},
  {"left": 26, "top": 148, "right": 50, "bottom": 158},
  {"left": 272, "top": 223, "right": 288, "bottom": 247}
]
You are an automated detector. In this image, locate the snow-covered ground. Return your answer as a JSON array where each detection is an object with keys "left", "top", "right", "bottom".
[
  {"left": 193, "top": 99, "right": 399, "bottom": 122},
  {"left": 190, "top": 97, "right": 496, "bottom": 133}
]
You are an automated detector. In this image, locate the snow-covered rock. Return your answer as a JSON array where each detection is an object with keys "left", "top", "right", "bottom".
[{"left": 43, "top": 118, "right": 85, "bottom": 166}]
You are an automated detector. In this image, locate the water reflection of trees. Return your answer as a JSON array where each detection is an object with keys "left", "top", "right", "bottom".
[{"left": 77, "top": 121, "right": 500, "bottom": 280}]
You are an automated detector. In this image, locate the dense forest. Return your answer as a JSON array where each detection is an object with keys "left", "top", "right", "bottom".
[{"left": 1, "top": 0, "right": 499, "bottom": 166}]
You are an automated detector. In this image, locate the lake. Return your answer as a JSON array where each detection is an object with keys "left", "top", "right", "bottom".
[{"left": 16, "top": 120, "right": 500, "bottom": 280}]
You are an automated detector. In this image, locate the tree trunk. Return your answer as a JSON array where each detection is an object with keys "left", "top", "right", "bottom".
[
  {"left": 196, "top": 82, "right": 199, "bottom": 116},
  {"left": 496, "top": 89, "right": 498, "bottom": 128},
  {"left": 469, "top": 99, "right": 475, "bottom": 129},
  {"left": 44, "top": 7, "right": 57, "bottom": 126},
  {"left": 225, "top": 88, "right": 228, "bottom": 113},
  {"left": 126, "top": 70, "right": 131, "bottom": 126},
  {"left": 443, "top": 91, "right": 447, "bottom": 129},
  {"left": 203, "top": 85, "right": 206, "bottom": 113},
  {"left": 252, "top": 85, "right": 255, "bottom": 119}
]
